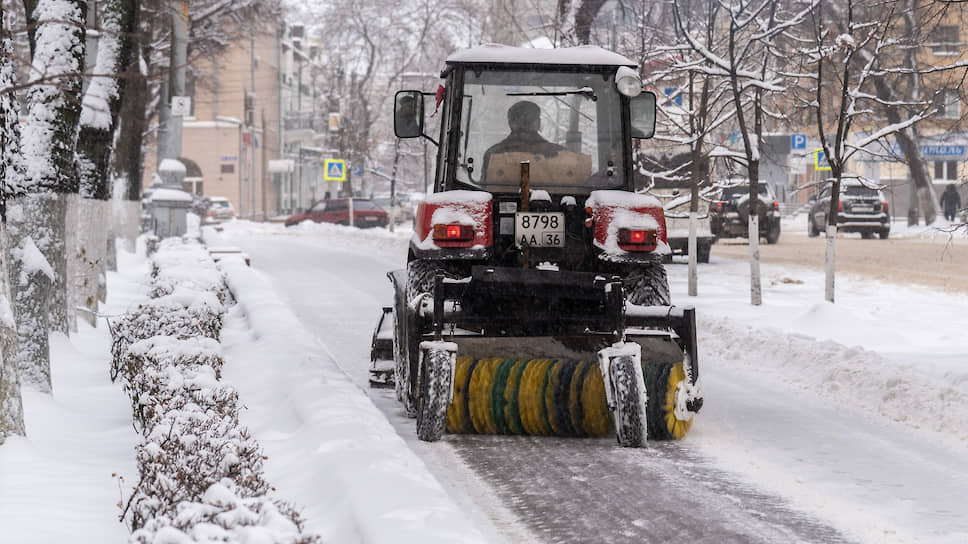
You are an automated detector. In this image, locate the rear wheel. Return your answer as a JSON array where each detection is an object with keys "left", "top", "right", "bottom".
[
  {"left": 644, "top": 362, "right": 694, "bottom": 440},
  {"left": 416, "top": 347, "right": 455, "bottom": 442},
  {"left": 861, "top": 231, "right": 874, "bottom": 239},
  {"left": 879, "top": 229, "right": 890, "bottom": 240},
  {"left": 610, "top": 356, "right": 648, "bottom": 448},
  {"left": 624, "top": 262, "right": 671, "bottom": 306}
]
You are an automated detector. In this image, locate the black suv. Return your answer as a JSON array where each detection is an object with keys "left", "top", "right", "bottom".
[
  {"left": 807, "top": 179, "right": 889, "bottom": 239},
  {"left": 710, "top": 181, "right": 781, "bottom": 244}
]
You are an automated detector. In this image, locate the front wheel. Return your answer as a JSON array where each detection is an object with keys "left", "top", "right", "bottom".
[
  {"left": 416, "top": 346, "right": 455, "bottom": 442},
  {"left": 644, "top": 362, "right": 695, "bottom": 440},
  {"left": 879, "top": 229, "right": 890, "bottom": 240},
  {"left": 610, "top": 356, "right": 648, "bottom": 448}
]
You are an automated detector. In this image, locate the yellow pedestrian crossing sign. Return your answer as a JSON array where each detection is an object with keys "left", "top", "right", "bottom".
[{"left": 324, "top": 159, "right": 347, "bottom": 181}]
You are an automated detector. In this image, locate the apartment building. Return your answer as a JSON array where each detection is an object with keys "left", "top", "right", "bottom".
[{"left": 144, "top": 21, "right": 325, "bottom": 219}]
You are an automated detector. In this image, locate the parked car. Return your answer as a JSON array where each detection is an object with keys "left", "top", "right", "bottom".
[
  {"left": 284, "top": 197, "right": 389, "bottom": 228},
  {"left": 648, "top": 187, "right": 717, "bottom": 263},
  {"left": 710, "top": 180, "right": 781, "bottom": 244},
  {"left": 204, "top": 196, "right": 236, "bottom": 224},
  {"left": 372, "top": 194, "right": 415, "bottom": 224},
  {"left": 807, "top": 178, "right": 890, "bottom": 239}
]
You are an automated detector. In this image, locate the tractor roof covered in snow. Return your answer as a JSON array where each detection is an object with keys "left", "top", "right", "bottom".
[{"left": 444, "top": 44, "right": 638, "bottom": 71}]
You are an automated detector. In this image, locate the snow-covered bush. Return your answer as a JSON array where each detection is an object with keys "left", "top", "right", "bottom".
[
  {"left": 110, "top": 288, "right": 224, "bottom": 380},
  {"left": 149, "top": 238, "right": 230, "bottom": 303},
  {"left": 112, "top": 237, "right": 319, "bottom": 542},
  {"left": 129, "top": 480, "right": 320, "bottom": 544}
]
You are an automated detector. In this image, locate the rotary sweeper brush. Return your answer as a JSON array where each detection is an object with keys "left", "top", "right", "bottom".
[{"left": 368, "top": 45, "right": 703, "bottom": 447}]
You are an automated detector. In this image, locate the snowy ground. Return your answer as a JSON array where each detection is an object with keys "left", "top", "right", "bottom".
[{"left": 1, "top": 217, "right": 966, "bottom": 543}]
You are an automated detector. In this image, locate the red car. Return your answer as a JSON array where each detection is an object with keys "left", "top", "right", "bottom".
[{"left": 284, "top": 198, "right": 389, "bottom": 228}]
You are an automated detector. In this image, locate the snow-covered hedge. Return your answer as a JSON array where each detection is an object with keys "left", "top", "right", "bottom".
[
  {"left": 149, "top": 237, "right": 230, "bottom": 303},
  {"left": 112, "top": 237, "right": 319, "bottom": 543},
  {"left": 110, "top": 287, "right": 224, "bottom": 381}
]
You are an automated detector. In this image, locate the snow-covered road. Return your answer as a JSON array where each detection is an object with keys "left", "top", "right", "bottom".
[{"left": 211, "top": 220, "right": 968, "bottom": 544}]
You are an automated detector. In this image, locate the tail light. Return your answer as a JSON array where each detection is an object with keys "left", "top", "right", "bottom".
[
  {"left": 838, "top": 200, "right": 843, "bottom": 212},
  {"left": 619, "top": 228, "right": 658, "bottom": 247},
  {"left": 713, "top": 201, "right": 723, "bottom": 213},
  {"left": 882, "top": 200, "right": 888, "bottom": 214},
  {"left": 206, "top": 210, "right": 215, "bottom": 217},
  {"left": 773, "top": 201, "right": 779, "bottom": 210},
  {"left": 433, "top": 224, "right": 474, "bottom": 242}
]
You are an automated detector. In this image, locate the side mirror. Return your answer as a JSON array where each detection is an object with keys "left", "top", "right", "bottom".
[
  {"left": 394, "top": 90, "right": 424, "bottom": 139},
  {"left": 629, "top": 91, "right": 656, "bottom": 139}
]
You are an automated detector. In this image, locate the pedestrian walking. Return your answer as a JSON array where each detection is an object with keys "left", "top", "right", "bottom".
[{"left": 940, "top": 184, "right": 962, "bottom": 222}]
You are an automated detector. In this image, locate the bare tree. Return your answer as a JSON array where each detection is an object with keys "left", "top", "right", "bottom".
[{"left": 795, "top": 0, "right": 935, "bottom": 302}]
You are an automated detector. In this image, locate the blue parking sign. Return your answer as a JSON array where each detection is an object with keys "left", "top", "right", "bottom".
[{"left": 791, "top": 133, "right": 807, "bottom": 150}]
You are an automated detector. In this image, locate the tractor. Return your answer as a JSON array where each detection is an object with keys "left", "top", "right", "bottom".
[{"left": 370, "top": 44, "right": 703, "bottom": 447}]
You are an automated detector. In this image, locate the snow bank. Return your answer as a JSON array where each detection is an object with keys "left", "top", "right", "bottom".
[{"left": 214, "top": 254, "right": 487, "bottom": 544}]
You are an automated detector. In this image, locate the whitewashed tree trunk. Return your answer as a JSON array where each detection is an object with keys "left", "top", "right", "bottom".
[
  {"left": 118, "top": 200, "right": 141, "bottom": 252},
  {"left": 74, "top": 199, "right": 109, "bottom": 327},
  {"left": 0, "top": 224, "right": 25, "bottom": 443},
  {"left": 7, "top": 199, "right": 55, "bottom": 392},
  {"left": 687, "top": 211, "right": 698, "bottom": 297},
  {"left": 825, "top": 224, "right": 837, "bottom": 303},
  {"left": 749, "top": 214, "right": 762, "bottom": 306},
  {"left": 65, "top": 193, "right": 79, "bottom": 332}
]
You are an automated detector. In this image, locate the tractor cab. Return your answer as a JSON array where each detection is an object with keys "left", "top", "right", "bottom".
[{"left": 396, "top": 45, "right": 656, "bottom": 196}]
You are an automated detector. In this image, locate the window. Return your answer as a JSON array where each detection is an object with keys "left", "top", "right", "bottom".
[
  {"left": 935, "top": 160, "right": 958, "bottom": 180},
  {"left": 327, "top": 199, "right": 348, "bottom": 211},
  {"left": 221, "top": 163, "right": 235, "bottom": 174},
  {"left": 934, "top": 90, "right": 960, "bottom": 119},
  {"left": 931, "top": 26, "right": 960, "bottom": 55}
]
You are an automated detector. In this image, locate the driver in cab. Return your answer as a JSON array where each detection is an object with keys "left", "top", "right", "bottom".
[{"left": 481, "top": 100, "right": 565, "bottom": 178}]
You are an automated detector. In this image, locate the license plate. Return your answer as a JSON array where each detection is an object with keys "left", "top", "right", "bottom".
[
  {"left": 515, "top": 212, "right": 564, "bottom": 247},
  {"left": 363, "top": 216, "right": 377, "bottom": 221},
  {"left": 852, "top": 205, "right": 872, "bottom": 213}
]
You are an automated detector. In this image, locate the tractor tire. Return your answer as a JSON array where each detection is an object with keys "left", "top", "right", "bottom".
[
  {"left": 624, "top": 262, "right": 671, "bottom": 306},
  {"left": 610, "top": 356, "right": 648, "bottom": 448},
  {"left": 416, "top": 347, "right": 455, "bottom": 442},
  {"left": 644, "top": 361, "right": 694, "bottom": 441}
]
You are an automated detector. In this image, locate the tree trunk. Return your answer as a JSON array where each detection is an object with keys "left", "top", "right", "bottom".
[
  {"left": 0, "top": 225, "right": 24, "bottom": 443},
  {"left": 112, "top": 19, "right": 147, "bottom": 253},
  {"left": 0, "top": 8, "right": 26, "bottom": 441},
  {"left": 76, "top": 0, "right": 138, "bottom": 326},
  {"left": 824, "top": 224, "right": 837, "bottom": 303},
  {"left": 20, "top": 0, "right": 88, "bottom": 336}
]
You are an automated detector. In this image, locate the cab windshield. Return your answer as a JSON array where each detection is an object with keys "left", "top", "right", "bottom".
[{"left": 455, "top": 69, "right": 625, "bottom": 194}]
